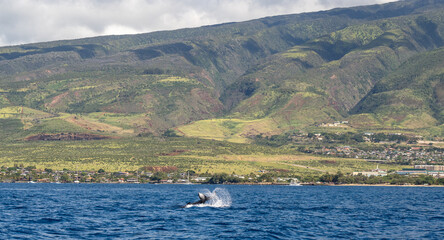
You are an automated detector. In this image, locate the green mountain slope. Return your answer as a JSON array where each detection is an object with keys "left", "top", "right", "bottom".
[
  {"left": 1, "top": 0, "right": 444, "bottom": 140},
  {"left": 350, "top": 47, "right": 444, "bottom": 135},
  {"left": 222, "top": 9, "right": 444, "bottom": 132},
  {"left": 0, "top": 3, "right": 371, "bottom": 135}
]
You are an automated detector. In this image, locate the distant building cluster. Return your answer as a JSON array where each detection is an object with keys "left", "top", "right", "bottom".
[
  {"left": 353, "top": 166, "right": 387, "bottom": 177},
  {"left": 319, "top": 121, "right": 349, "bottom": 127},
  {"left": 352, "top": 165, "right": 444, "bottom": 179},
  {"left": 313, "top": 146, "right": 444, "bottom": 163},
  {"left": 396, "top": 165, "right": 444, "bottom": 178},
  {"left": 0, "top": 166, "right": 213, "bottom": 184}
]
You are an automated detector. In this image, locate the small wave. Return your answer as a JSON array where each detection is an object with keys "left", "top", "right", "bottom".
[
  {"left": 39, "top": 217, "right": 62, "bottom": 223},
  {"left": 186, "top": 188, "right": 231, "bottom": 208}
]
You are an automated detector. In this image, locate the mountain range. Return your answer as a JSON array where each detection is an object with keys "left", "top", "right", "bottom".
[{"left": 1, "top": 0, "right": 444, "bottom": 142}]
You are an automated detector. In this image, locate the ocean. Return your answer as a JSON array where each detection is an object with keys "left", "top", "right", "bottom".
[{"left": 0, "top": 183, "right": 443, "bottom": 239}]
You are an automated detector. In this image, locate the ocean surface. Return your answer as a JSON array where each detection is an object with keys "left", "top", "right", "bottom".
[{"left": 0, "top": 184, "right": 443, "bottom": 239}]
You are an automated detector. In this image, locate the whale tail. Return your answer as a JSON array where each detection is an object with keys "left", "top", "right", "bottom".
[
  {"left": 183, "top": 192, "right": 210, "bottom": 208},
  {"left": 198, "top": 192, "right": 209, "bottom": 202},
  {"left": 183, "top": 188, "right": 231, "bottom": 208}
]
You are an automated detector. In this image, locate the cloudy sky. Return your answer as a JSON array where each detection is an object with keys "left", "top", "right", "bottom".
[{"left": 0, "top": 0, "right": 397, "bottom": 47}]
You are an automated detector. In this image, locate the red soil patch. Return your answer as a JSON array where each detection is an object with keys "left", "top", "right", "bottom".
[
  {"left": 282, "top": 95, "right": 305, "bottom": 111},
  {"left": 191, "top": 88, "right": 223, "bottom": 113},
  {"left": 46, "top": 92, "right": 69, "bottom": 108}
]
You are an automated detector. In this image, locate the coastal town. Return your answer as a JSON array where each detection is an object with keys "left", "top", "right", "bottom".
[
  {"left": 307, "top": 145, "right": 444, "bottom": 163},
  {"left": 1, "top": 164, "right": 443, "bottom": 185},
  {"left": 255, "top": 131, "right": 444, "bottom": 164}
]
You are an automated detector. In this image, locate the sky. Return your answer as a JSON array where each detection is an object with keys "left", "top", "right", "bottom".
[{"left": 0, "top": 0, "right": 398, "bottom": 47}]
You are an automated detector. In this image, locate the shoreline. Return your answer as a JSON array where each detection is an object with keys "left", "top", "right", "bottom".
[
  {"left": 325, "top": 183, "right": 444, "bottom": 187},
  {"left": 2, "top": 181, "right": 443, "bottom": 187}
]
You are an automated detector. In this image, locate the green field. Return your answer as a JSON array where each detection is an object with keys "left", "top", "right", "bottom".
[
  {"left": 0, "top": 136, "right": 402, "bottom": 176},
  {"left": 177, "top": 118, "right": 281, "bottom": 143}
]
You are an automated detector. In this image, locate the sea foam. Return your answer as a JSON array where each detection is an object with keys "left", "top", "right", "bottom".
[{"left": 187, "top": 188, "right": 232, "bottom": 208}]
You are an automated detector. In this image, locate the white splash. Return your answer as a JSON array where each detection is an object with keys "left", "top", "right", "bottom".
[{"left": 186, "top": 188, "right": 232, "bottom": 208}]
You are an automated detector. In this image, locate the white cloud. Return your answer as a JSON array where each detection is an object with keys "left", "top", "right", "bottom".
[{"left": 0, "top": 0, "right": 398, "bottom": 47}]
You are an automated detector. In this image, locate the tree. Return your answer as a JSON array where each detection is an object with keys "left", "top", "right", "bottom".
[
  {"left": 320, "top": 173, "right": 334, "bottom": 183},
  {"left": 151, "top": 172, "right": 167, "bottom": 182},
  {"left": 60, "top": 174, "right": 72, "bottom": 183},
  {"left": 332, "top": 171, "right": 344, "bottom": 183},
  {"left": 258, "top": 173, "right": 273, "bottom": 183},
  {"left": 208, "top": 173, "right": 229, "bottom": 184},
  {"left": 162, "top": 129, "right": 179, "bottom": 137},
  {"left": 415, "top": 175, "right": 435, "bottom": 185}
]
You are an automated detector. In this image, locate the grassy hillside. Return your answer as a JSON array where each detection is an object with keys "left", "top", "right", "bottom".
[
  {"left": 223, "top": 10, "right": 444, "bottom": 130},
  {"left": 177, "top": 118, "right": 282, "bottom": 143},
  {"left": 1, "top": 0, "right": 444, "bottom": 141},
  {"left": 350, "top": 47, "right": 444, "bottom": 135}
]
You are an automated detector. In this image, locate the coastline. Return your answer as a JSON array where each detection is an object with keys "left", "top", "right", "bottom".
[
  {"left": 326, "top": 183, "right": 444, "bottom": 187},
  {"left": 3, "top": 181, "right": 443, "bottom": 187}
]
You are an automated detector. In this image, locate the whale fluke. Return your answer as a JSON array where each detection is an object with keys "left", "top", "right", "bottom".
[
  {"left": 183, "top": 192, "right": 210, "bottom": 208},
  {"left": 198, "top": 193, "right": 207, "bottom": 202}
]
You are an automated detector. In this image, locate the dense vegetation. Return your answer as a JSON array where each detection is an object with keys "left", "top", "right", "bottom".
[{"left": 317, "top": 171, "right": 444, "bottom": 185}]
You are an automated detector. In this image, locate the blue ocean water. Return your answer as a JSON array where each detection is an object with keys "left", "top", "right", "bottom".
[{"left": 0, "top": 184, "right": 443, "bottom": 239}]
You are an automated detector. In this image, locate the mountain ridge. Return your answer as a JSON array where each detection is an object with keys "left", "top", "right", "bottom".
[{"left": 1, "top": 0, "right": 444, "bottom": 141}]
